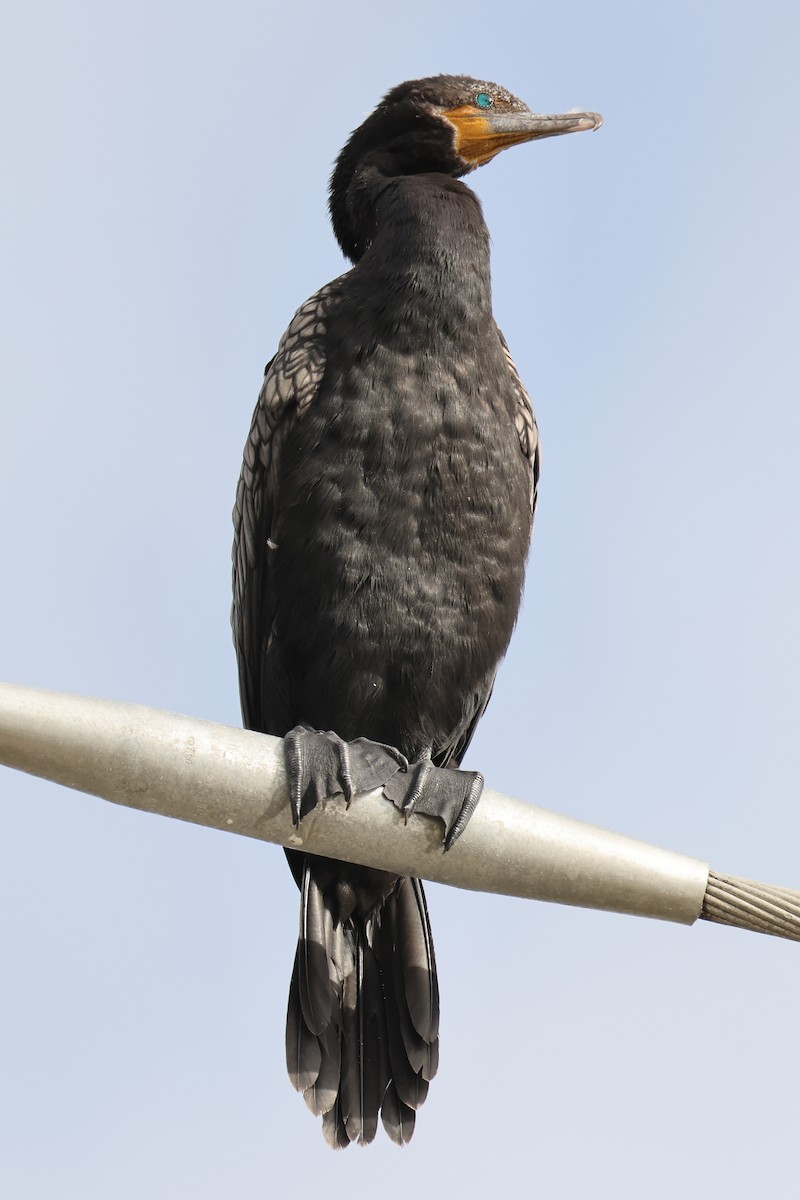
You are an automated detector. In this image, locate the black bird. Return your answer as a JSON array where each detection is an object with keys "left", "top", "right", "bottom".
[{"left": 232, "top": 75, "right": 600, "bottom": 1147}]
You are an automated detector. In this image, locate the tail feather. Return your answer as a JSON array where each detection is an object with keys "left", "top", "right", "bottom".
[
  {"left": 340, "top": 937, "right": 384, "bottom": 1145},
  {"left": 298, "top": 867, "right": 334, "bottom": 1034},
  {"left": 391, "top": 973, "right": 439, "bottom": 1083},
  {"left": 286, "top": 952, "right": 322, "bottom": 1091},
  {"left": 286, "top": 860, "right": 439, "bottom": 1147},
  {"left": 303, "top": 1022, "right": 340, "bottom": 1115},
  {"left": 395, "top": 878, "right": 439, "bottom": 1042},
  {"left": 322, "top": 1095, "right": 349, "bottom": 1150},
  {"left": 385, "top": 884, "right": 440, "bottom": 1083},
  {"left": 381, "top": 963, "right": 430, "bottom": 1110},
  {"left": 380, "top": 1080, "right": 417, "bottom": 1146}
]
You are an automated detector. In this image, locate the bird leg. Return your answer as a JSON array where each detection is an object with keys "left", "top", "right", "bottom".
[{"left": 284, "top": 727, "right": 483, "bottom": 849}]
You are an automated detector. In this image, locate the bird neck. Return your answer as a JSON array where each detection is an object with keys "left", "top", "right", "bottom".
[{"left": 353, "top": 171, "right": 493, "bottom": 325}]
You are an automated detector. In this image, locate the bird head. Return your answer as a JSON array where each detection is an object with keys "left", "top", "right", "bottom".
[{"left": 329, "top": 75, "right": 601, "bottom": 260}]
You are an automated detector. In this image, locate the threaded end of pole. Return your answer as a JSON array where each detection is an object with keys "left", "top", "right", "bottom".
[{"left": 701, "top": 870, "right": 800, "bottom": 941}]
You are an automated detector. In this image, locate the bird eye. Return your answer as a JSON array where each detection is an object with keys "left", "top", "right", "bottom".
[{"left": 474, "top": 92, "right": 494, "bottom": 109}]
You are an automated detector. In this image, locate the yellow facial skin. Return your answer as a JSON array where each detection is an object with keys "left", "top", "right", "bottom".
[
  {"left": 443, "top": 103, "right": 603, "bottom": 168},
  {"left": 443, "top": 104, "right": 515, "bottom": 166}
]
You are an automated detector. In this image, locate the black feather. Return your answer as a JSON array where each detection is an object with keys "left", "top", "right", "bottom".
[
  {"left": 379, "top": 945, "right": 430, "bottom": 1110},
  {"left": 395, "top": 877, "right": 439, "bottom": 1042},
  {"left": 303, "top": 1022, "right": 341, "bottom": 1116},
  {"left": 385, "top": 886, "right": 439, "bottom": 1083},
  {"left": 286, "top": 950, "right": 322, "bottom": 1092},
  {"left": 380, "top": 1080, "right": 417, "bottom": 1146},
  {"left": 340, "top": 935, "right": 382, "bottom": 1145},
  {"left": 298, "top": 868, "right": 333, "bottom": 1035},
  {"left": 322, "top": 1095, "right": 350, "bottom": 1150}
]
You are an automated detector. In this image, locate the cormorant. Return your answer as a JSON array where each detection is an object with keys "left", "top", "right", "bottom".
[{"left": 232, "top": 75, "right": 600, "bottom": 1147}]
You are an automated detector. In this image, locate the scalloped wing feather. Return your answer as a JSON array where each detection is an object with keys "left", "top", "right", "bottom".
[
  {"left": 231, "top": 280, "right": 343, "bottom": 730},
  {"left": 497, "top": 323, "right": 540, "bottom": 519}
]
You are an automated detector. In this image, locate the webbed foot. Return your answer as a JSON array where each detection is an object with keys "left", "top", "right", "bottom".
[
  {"left": 284, "top": 725, "right": 408, "bottom": 824},
  {"left": 283, "top": 727, "right": 483, "bottom": 849},
  {"left": 383, "top": 753, "right": 483, "bottom": 850}
]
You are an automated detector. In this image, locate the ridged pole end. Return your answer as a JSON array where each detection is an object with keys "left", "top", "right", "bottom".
[{"left": 701, "top": 870, "right": 800, "bottom": 942}]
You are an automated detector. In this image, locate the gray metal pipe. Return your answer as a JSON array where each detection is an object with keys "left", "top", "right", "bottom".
[{"left": 0, "top": 682, "right": 709, "bottom": 925}]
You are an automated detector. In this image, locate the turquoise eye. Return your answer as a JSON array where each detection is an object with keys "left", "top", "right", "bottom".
[{"left": 475, "top": 92, "right": 494, "bottom": 109}]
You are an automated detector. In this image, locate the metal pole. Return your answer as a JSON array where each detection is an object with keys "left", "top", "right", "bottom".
[{"left": 0, "top": 682, "right": 796, "bottom": 940}]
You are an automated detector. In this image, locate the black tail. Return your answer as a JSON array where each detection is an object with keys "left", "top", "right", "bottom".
[{"left": 285, "top": 857, "right": 439, "bottom": 1147}]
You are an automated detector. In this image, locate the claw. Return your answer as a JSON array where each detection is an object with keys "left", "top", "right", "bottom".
[
  {"left": 338, "top": 737, "right": 354, "bottom": 807},
  {"left": 443, "top": 771, "right": 483, "bottom": 849},
  {"left": 394, "top": 750, "right": 434, "bottom": 823}
]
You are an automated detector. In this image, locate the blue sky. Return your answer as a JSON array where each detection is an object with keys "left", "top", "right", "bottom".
[{"left": 2, "top": 1, "right": 800, "bottom": 1196}]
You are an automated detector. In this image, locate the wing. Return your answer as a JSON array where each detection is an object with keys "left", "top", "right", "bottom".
[
  {"left": 435, "top": 327, "right": 539, "bottom": 770},
  {"left": 497, "top": 323, "right": 540, "bottom": 519},
  {"left": 232, "top": 281, "right": 340, "bottom": 732}
]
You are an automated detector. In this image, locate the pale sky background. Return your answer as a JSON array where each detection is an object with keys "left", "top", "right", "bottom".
[{"left": 2, "top": 1, "right": 800, "bottom": 1196}]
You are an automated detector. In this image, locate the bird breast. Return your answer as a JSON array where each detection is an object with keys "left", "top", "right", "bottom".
[{"left": 271, "top": 312, "right": 532, "bottom": 748}]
